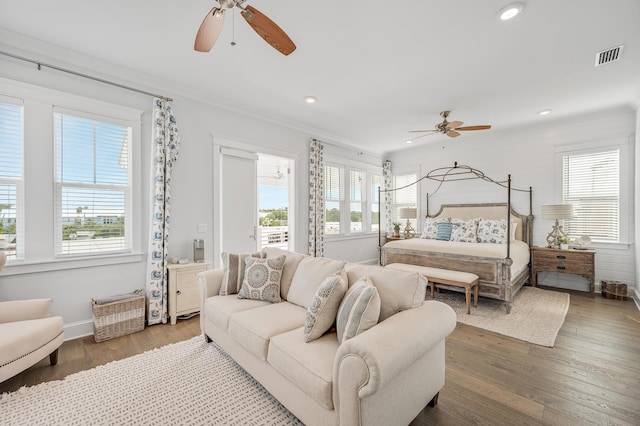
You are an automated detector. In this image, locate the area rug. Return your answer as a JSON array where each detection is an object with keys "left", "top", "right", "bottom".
[
  {"left": 0, "top": 337, "right": 302, "bottom": 426},
  {"left": 433, "top": 286, "right": 570, "bottom": 347}
]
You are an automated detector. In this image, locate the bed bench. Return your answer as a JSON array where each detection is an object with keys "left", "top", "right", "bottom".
[{"left": 385, "top": 263, "right": 479, "bottom": 314}]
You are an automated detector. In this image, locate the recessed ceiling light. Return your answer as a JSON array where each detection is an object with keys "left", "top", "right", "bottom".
[
  {"left": 405, "top": 140, "right": 413, "bottom": 144},
  {"left": 304, "top": 96, "right": 317, "bottom": 104},
  {"left": 497, "top": 3, "right": 524, "bottom": 21},
  {"left": 538, "top": 109, "right": 552, "bottom": 116}
]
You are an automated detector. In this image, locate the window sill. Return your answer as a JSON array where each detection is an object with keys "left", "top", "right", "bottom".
[
  {"left": 0, "top": 252, "right": 145, "bottom": 276},
  {"left": 585, "top": 242, "right": 631, "bottom": 251}
]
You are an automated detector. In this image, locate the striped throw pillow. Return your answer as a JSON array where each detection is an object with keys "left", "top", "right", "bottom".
[
  {"left": 220, "top": 252, "right": 266, "bottom": 295},
  {"left": 336, "top": 276, "right": 380, "bottom": 344}
]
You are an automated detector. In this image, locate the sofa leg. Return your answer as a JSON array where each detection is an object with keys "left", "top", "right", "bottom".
[
  {"left": 427, "top": 392, "right": 439, "bottom": 408},
  {"left": 205, "top": 334, "right": 212, "bottom": 343},
  {"left": 49, "top": 348, "right": 59, "bottom": 366}
]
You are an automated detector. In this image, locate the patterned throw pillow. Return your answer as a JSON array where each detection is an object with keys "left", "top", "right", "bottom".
[
  {"left": 220, "top": 252, "right": 266, "bottom": 295},
  {"left": 336, "top": 276, "right": 381, "bottom": 344},
  {"left": 421, "top": 217, "right": 450, "bottom": 239},
  {"left": 304, "top": 273, "right": 347, "bottom": 343},
  {"left": 435, "top": 222, "right": 453, "bottom": 241},
  {"left": 450, "top": 218, "right": 479, "bottom": 243},
  {"left": 238, "top": 255, "right": 285, "bottom": 303},
  {"left": 476, "top": 219, "right": 508, "bottom": 244}
]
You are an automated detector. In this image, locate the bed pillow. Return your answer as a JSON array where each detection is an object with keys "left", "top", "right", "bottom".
[
  {"left": 477, "top": 219, "right": 508, "bottom": 244},
  {"left": 237, "top": 255, "right": 285, "bottom": 303},
  {"left": 304, "top": 273, "right": 347, "bottom": 342},
  {"left": 421, "top": 217, "right": 450, "bottom": 239},
  {"left": 220, "top": 252, "right": 266, "bottom": 295},
  {"left": 511, "top": 222, "right": 518, "bottom": 241},
  {"left": 336, "top": 276, "right": 381, "bottom": 344},
  {"left": 435, "top": 222, "right": 453, "bottom": 241},
  {"left": 450, "top": 218, "right": 479, "bottom": 243}
]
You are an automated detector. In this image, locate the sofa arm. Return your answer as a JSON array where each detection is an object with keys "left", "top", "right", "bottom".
[
  {"left": 0, "top": 298, "right": 53, "bottom": 324},
  {"left": 197, "top": 269, "right": 224, "bottom": 331},
  {"left": 334, "top": 301, "right": 456, "bottom": 401}
]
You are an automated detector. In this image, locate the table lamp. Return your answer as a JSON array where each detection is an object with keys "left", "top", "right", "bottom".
[
  {"left": 398, "top": 207, "right": 417, "bottom": 238},
  {"left": 541, "top": 204, "right": 573, "bottom": 248}
]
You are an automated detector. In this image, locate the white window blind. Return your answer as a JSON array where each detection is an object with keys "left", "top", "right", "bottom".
[
  {"left": 562, "top": 149, "right": 619, "bottom": 242},
  {"left": 350, "top": 170, "right": 364, "bottom": 233},
  {"left": 0, "top": 98, "right": 23, "bottom": 259},
  {"left": 54, "top": 110, "right": 132, "bottom": 255},
  {"left": 324, "top": 165, "right": 342, "bottom": 235},
  {"left": 371, "top": 174, "right": 381, "bottom": 231},
  {"left": 393, "top": 174, "right": 417, "bottom": 227}
]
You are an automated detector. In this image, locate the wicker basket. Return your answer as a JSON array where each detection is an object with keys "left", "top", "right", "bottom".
[
  {"left": 91, "top": 292, "right": 145, "bottom": 342},
  {"left": 600, "top": 280, "right": 628, "bottom": 301}
]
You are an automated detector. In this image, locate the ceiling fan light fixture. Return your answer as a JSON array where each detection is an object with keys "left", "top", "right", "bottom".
[{"left": 498, "top": 3, "right": 524, "bottom": 21}]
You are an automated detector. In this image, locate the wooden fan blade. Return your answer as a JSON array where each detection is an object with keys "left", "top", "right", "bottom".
[
  {"left": 409, "top": 129, "right": 438, "bottom": 133},
  {"left": 194, "top": 7, "right": 225, "bottom": 52},
  {"left": 445, "top": 120, "right": 463, "bottom": 129},
  {"left": 446, "top": 130, "right": 461, "bottom": 138},
  {"left": 457, "top": 125, "right": 492, "bottom": 131},
  {"left": 410, "top": 132, "right": 438, "bottom": 141},
  {"left": 240, "top": 5, "right": 296, "bottom": 56}
]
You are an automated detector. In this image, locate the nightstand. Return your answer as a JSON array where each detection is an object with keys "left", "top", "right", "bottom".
[
  {"left": 530, "top": 247, "right": 595, "bottom": 297},
  {"left": 167, "top": 262, "right": 210, "bottom": 325}
]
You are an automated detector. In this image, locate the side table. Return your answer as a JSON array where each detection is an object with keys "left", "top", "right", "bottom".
[
  {"left": 530, "top": 247, "right": 595, "bottom": 297},
  {"left": 167, "top": 262, "right": 210, "bottom": 325}
]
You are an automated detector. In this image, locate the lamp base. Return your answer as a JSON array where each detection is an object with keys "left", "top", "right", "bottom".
[
  {"left": 403, "top": 219, "right": 415, "bottom": 239},
  {"left": 546, "top": 219, "right": 568, "bottom": 249}
]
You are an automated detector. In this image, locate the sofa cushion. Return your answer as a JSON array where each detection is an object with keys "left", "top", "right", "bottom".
[
  {"left": 228, "top": 303, "right": 306, "bottom": 360},
  {"left": 238, "top": 255, "right": 286, "bottom": 303},
  {"left": 268, "top": 327, "right": 338, "bottom": 410},
  {"left": 204, "top": 295, "right": 271, "bottom": 330},
  {"left": 343, "top": 264, "right": 426, "bottom": 321},
  {"left": 220, "top": 252, "right": 265, "bottom": 295},
  {"left": 336, "top": 276, "right": 380, "bottom": 344},
  {"left": 304, "top": 273, "right": 347, "bottom": 342},
  {"left": 287, "top": 257, "right": 346, "bottom": 309},
  {"left": 262, "top": 247, "right": 306, "bottom": 300},
  {"left": 0, "top": 317, "right": 63, "bottom": 367}
]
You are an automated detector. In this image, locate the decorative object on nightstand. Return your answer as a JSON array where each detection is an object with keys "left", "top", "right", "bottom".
[
  {"left": 392, "top": 222, "right": 401, "bottom": 238},
  {"left": 399, "top": 207, "right": 417, "bottom": 238},
  {"left": 530, "top": 246, "right": 595, "bottom": 297},
  {"left": 557, "top": 235, "right": 570, "bottom": 250},
  {"left": 574, "top": 235, "right": 591, "bottom": 249},
  {"left": 541, "top": 204, "right": 573, "bottom": 248},
  {"left": 167, "top": 262, "right": 210, "bottom": 325}
]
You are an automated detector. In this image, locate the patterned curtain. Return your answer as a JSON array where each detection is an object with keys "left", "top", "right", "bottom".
[
  {"left": 146, "top": 98, "right": 180, "bottom": 325},
  {"left": 383, "top": 160, "right": 393, "bottom": 236},
  {"left": 308, "top": 139, "right": 324, "bottom": 257}
]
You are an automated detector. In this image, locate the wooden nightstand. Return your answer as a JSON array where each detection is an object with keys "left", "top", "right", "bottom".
[
  {"left": 386, "top": 235, "right": 415, "bottom": 242},
  {"left": 530, "top": 247, "right": 595, "bottom": 297},
  {"left": 167, "top": 262, "right": 210, "bottom": 325}
]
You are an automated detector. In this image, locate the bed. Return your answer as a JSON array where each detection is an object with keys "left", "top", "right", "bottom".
[{"left": 378, "top": 164, "right": 534, "bottom": 313}]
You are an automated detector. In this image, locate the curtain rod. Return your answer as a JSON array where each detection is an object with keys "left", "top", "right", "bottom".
[{"left": 0, "top": 50, "right": 173, "bottom": 102}]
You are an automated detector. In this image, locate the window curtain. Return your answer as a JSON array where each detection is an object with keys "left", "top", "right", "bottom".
[
  {"left": 146, "top": 98, "right": 180, "bottom": 325},
  {"left": 308, "top": 139, "right": 324, "bottom": 257},
  {"left": 383, "top": 160, "right": 393, "bottom": 235}
]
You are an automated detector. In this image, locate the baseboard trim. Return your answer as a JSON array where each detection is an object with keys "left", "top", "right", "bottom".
[{"left": 63, "top": 319, "right": 94, "bottom": 341}]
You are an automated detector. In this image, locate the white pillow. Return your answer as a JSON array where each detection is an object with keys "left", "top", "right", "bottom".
[
  {"left": 450, "top": 218, "right": 479, "bottom": 243},
  {"left": 237, "top": 255, "right": 285, "bottom": 303},
  {"left": 287, "top": 257, "right": 346, "bottom": 309},
  {"left": 304, "top": 273, "right": 347, "bottom": 342},
  {"left": 476, "top": 219, "right": 508, "bottom": 244},
  {"left": 336, "top": 276, "right": 380, "bottom": 344}
]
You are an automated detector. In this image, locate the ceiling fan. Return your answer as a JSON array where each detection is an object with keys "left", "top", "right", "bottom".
[
  {"left": 409, "top": 111, "right": 491, "bottom": 140},
  {"left": 259, "top": 167, "right": 285, "bottom": 179},
  {"left": 194, "top": 0, "right": 296, "bottom": 56}
]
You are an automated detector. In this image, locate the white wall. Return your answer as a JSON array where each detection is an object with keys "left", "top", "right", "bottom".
[
  {"left": 388, "top": 106, "right": 637, "bottom": 294},
  {"left": 635, "top": 102, "right": 640, "bottom": 308}
]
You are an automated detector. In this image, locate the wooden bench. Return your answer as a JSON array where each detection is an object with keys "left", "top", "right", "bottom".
[{"left": 385, "top": 263, "right": 479, "bottom": 314}]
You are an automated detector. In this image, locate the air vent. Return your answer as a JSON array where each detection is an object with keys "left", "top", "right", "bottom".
[{"left": 595, "top": 45, "right": 624, "bottom": 67}]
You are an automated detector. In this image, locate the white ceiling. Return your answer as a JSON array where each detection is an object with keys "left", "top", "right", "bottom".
[{"left": 1, "top": 0, "right": 639, "bottom": 155}]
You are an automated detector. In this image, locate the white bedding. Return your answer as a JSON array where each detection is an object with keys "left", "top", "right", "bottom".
[{"left": 384, "top": 238, "right": 530, "bottom": 277}]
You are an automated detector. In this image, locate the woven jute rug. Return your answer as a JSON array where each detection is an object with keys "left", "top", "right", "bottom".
[
  {"left": 433, "top": 286, "right": 570, "bottom": 347},
  {"left": 0, "top": 337, "right": 303, "bottom": 426}
]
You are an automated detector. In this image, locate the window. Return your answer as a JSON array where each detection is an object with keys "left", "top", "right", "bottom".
[
  {"left": 393, "top": 173, "right": 418, "bottom": 229},
  {"left": 371, "top": 174, "right": 381, "bottom": 231},
  {"left": 54, "top": 109, "right": 132, "bottom": 255},
  {"left": 0, "top": 97, "right": 23, "bottom": 259},
  {"left": 562, "top": 148, "right": 619, "bottom": 242},
  {"left": 324, "top": 164, "right": 381, "bottom": 235}
]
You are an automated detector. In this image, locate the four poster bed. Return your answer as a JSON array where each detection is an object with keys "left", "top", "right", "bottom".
[{"left": 379, "top": 163, "right": 534, "bottom": 313}]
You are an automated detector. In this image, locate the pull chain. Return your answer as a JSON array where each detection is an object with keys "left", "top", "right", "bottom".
[{"left": 231, "top": 8, "right": 236, "bottom": 46}]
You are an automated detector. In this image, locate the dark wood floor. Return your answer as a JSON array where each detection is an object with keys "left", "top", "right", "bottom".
[{"left": 2, "top": 291, "right": 639, "bottom": 426}]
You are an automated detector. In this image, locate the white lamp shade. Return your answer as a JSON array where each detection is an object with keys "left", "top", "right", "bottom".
[
  {"left": 541, "top": 204, "right": 573, "bottom": 220},
  {"left": 398, "top": 207, "right": 417, "bottom": 219}
]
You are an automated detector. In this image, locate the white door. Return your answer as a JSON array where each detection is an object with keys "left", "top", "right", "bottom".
[{"left": 220, "top": 147, "right": 258, "bottom": 253}]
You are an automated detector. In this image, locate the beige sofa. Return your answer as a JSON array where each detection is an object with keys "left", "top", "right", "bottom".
[{"left": 198, "top": 248, "right": 456, "bottom": 426}]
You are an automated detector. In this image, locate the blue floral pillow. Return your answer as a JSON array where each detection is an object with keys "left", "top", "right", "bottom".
[
  {"left": 477, "top": 219, "right": 508, "bottom": 244},
  {"left": 450, "top": 218, "right": 479, "bottom": 243}
]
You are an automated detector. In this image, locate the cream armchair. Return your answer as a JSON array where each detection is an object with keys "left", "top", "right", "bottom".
[{"left": 0, "top": 252, "right": 65, "bottom": 383}]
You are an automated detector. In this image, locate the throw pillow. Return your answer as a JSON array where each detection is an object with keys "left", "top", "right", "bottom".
[
  {"left": 238, "top": 255, "right": 285, "bottom": 303},
  {"left": 435, "top": 222, "right": 453, "bottom": 241},
  {"left": 420, "top": 217, "right": 449, "bottom": 239},
  {"left": 220, "top": 252, "right": 266, "bottom": 295},
  {"left": 304, "top": 273, "right": 348, "bottom": 343},
  {"left": 336, "top": 276, "right": 381, "bottom": 344},
  {"left": 511, "top": 221, "right": 518, "bottom": 241},
  {"left": 450, "top": 218, "right": 479, "bottom": 243},
  {"left": 476, "top": 219, "right": 508, "bottom": 244}
]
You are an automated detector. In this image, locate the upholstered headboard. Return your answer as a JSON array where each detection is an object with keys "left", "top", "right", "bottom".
[{"left": 427, "top": 203, "right": 533, "bottom": 245}]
